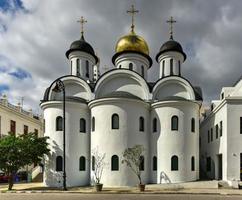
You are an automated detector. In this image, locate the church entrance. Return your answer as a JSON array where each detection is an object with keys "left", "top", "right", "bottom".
[{"left": 217, "top": 154, "right": 222, "bottom": 180}]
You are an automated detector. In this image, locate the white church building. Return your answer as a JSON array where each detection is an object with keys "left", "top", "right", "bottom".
[{"left": 40, "top": 8, "right": 204, "bottom": 187}]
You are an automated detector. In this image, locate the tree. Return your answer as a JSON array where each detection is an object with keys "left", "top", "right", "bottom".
[
  {"left": 122, "top": 145, "right": 145, "bottom": 185},
  {"left": 0, "top": 133, "right": 49, "bottom": 190}
]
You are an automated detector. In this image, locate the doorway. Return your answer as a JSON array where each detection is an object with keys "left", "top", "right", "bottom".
[{"left": 217, "top": 154, "right": 222, "bottom": 180}]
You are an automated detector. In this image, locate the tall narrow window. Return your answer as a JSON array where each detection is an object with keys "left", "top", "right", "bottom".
[
  {"left": 141, "top": 65, "right": 144, "bottom": 77},
  {"left": 178, "top": 60, "right": 181, "bottom": 76},
  {"left": 129, "top": 63, "right": 133, "bottom": 70},
  {"left": 10, "top": 120, "right": 16, "bottom": 135},
  {"left": 191, "top": 118, "right": 195, "bottom": 132},
  {"left": 153, "top": 118, "right": 157, "bottom": 132},
  {"left": 79, "top": 156, "right": 86, "bottom": 171},
  {"left": 86, "top": 60, "right": 89, "bottom": 78},
  {"left": 92, "top": 117, "right": 95, "bottom": 132},
  {"left": 162, "top": 60, "right": 165, "bottom": 77},
  {"left": 206, "top": 157, "right": 211, "bottom": 171},
  {"left": 211, "top": 128, "right": 213, "bottom": 141},
  {"left": 139, "top": 117, "right": 144, "bottom": 132},
  {"left": 216, "top": 124, "right": 219, "bottom": 139},
  {"left": 43, "top": 119, "right": 45, "bottom": 133},
  {"left": 240, "top": 117, "right": 242, "bottom": 134},
  {"left": 191, "top": 156, "right": 195, "bottom": 171},
  {"left": 92, "top": 156, "right": 95, "bottom": 171},
  {"left": 171, "top": 155, "right": 178, "bottom": 171},
  {"left": 76, "top": 59, "right": 80, "bottom": 76},
  {"left": 153, "top": 156, "right": 157, "bottom": 171},
  {"left": 56, "top": 156, "right": 63, "bottom": 171},
  {"left": 220, "top": 121, "right": 223, "bottom": 136},
  {"left": 80, "top": 118, "right": 86, "bottom": 133},
  {"left": 71, "top": 60, "right": 72, "bottom": 74},
  {"left": 111, "top": 155, "right": 119, "bottom": 171},
  {"left": 170, "top": 59, "right": 173, "bottom": 75},
  {"left": 56, "top": 116, "right": 63, "bottom": 131},
  {"left": 24, "top": 125, "right": 28, "bottom": 134},
  {"left": 171, "top": 115, "right": 178, "bottom": 131},
  {"left": 139, "top": 156, "right": 144, "bottom": 171},
  {"left": 208, "top": 130, "right": 210, "bottom": 143},
  {"left": 112, "top": 114, "right": 119, "bottom": 129}
]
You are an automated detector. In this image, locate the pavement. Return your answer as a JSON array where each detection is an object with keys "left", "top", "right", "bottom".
[{"left": 1, "top": 181, "right": 242, "bottom": 196}]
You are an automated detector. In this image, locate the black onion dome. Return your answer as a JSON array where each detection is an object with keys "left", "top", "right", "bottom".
[
  {"left": 155, "top": 39, "right": 186, "bottom": 62},
  {"left": 65, "top": 35, "right": 98, "bottom": 63}
]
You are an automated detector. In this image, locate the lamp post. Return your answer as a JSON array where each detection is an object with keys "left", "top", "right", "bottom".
[{"left": 53, "top": 79, "right": 67, "bottom": 191}]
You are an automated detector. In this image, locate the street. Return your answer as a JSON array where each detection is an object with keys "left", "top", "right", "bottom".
[{"left": 1, "top": 193, "right": 242, "bottom": 200}]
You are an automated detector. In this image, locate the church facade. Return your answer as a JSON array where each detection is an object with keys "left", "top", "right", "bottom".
[{"left": 40, "top": 9, "right": 203, "bottom": 187}]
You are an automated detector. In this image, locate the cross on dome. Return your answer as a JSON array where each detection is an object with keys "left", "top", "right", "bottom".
[
  {"left": 166, "top": 16, "right": 176, "bottom": 40},
  {"left": 127, "top": 5, "right": 139, "bottom": 33},
  {"left": 77, "top": 16, "right": 87, "bottom": 38}
]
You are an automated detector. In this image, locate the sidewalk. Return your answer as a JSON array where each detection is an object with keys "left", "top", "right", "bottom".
[{"left": 1, "top": 182, "right": 242, "bottom": 195}]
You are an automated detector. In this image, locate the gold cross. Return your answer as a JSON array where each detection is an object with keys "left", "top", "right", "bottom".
[
  {"left": 77, "top": 16, "right": 87, "bottom": 38},
  {"left": 166, "top": 16, "right": 176, "bottom": 40},
  {"left": 127, "top": 5, "right": 139, "bottom": 32}
]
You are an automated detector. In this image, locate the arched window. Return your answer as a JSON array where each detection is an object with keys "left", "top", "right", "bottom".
[
  {"left": 111, "top": 155, "right": 119, "bottom": 171},
  {"left": 56, "top": 156, "right": 63, "bottom": 171},
  {"left": 92, "top": 156, "right": 95, "bottom": 171},
  {"left": 171, "top": 115, "right": 178, "bottom": 130},
  {"left": 178, "top": 60, "right": 181, "bottom": 76},
  {"left": 56, "top": 116, "right": 63, "bottom": 131},
  {"left": 111, "top": 114, "right": 119, "bottom": 129},
  {"left": 153, "top": 118, "right": 157, "bottom": 132},
  {"left": 191, "top": 118, "right": 195, "bottom": 132},
  {"left": 170, "top": 59, "right": 173, "bottom": 75},
  {"left": 79, "top": 156, "right": 86, "bottom": 171},
  {"left": 71, "top": 60, "right": 72, "bottom": 73},
  {"left": 129, "top": 63, "right": 133, "bottom": 70},
  {"left": 139, "top": 116, "right": 144, "bottom": 132},
  {"left": 76, "top": 59, "right": 80, "bottom": 76},
  {"left": 92, "top": 117, "right": 95, "bottom": 132},
  {"left": 86, "top": 60, "right": 89, "bottom": 78},
  {"left": 171, "top": 155, "right": 178, "bottom": 171},
  {"left": 153, "top": 156, "right": 157, "bottom": 171},
  {"left": 119, "top": 65, "right": 121, "bottom": 68},
  {"left": 139, "top": 156, "right": 144, "bottom": 171},
  {"left": 162, "top": 60, "right": 165, "bottom": 77},
  {"left": 43, "top": 119, "right": 45, "bottom": 133},
  {"left": 191, "top": 156, "right": 195, "bottom": 171},
  {"left": 141, "top": 65, "right": 144, "bottom": 77},
  {"left": 80, "top": 118, "right": 86, "bottom": 133}
]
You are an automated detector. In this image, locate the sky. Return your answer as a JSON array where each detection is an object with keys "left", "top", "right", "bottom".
[{"left": 0, "top": 0, "right": 242, "bottom": 113}]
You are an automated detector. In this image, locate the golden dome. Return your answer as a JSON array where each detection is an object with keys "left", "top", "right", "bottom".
[{"left": 115, "top": 31, "right": 149, "bottom": 55}]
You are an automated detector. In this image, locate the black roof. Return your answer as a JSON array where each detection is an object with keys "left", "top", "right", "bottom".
[
  {"left": 65, "top": 35, "right": 98, "bottom": 63},
  {"left": 156, "top": 39, "right": 186, "bottom": 62}
]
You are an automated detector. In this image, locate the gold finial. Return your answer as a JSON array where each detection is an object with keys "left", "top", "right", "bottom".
[
  {"left": 77, "top": 16, "right": 87, "bottom": 38},
  {"left": 166, "top": 16, "right": 176, "bottom": 40},
  {"left": 127, "top": 4, "right": 139, "bottom": 33}
]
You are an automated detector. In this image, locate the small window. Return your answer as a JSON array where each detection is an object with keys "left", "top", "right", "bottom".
[
  {"left": 139, "top": 156, "right": 144, "bottom": 171},
  {"left": 80, "top": 118, "right": 86, "bottom": 133},
  {"left": 24, "top": 125, "right": 28, "bottom": 134},
  {"left": 191, "top": 118, "right": 195, "bottom": 132},
  {"left": 119, "top": 65, "right": 121, "bottom": 68},
  {"left": 34, "top": 129, "right": 38, "bottom": 135},
  {"left": 171, "top": 116, "right": 178, "bottom": 131},
  {"left": 43, "top": 119, "right": 45, "bottom": 133},
  {"left": 79, "top": 156, "right": 86, "bottom": 171},
  {"left": 153, "top": 118, "right": 157, "bottom": 132},
  {"left": 92, "top": 156, "right": 95, "bottom": 171},
  {"left": 221, "top": 92, "right": 224, "bottom": 99},
  {"left": 129, "top": 63, "right": 133, "bottom": 70},
  {"left": 211, "top": 128, "right": 213, "bottom": 141},
  {"left": 206, "top": 157, "right": 211, "bottom": 171},
  {"left": 162, "top": 60, "right": 165, "bottom": 77},
  {"left": 112, "top": 114, "right": 119, "bottom": 129},
  {"left": 208, "top": 130, "right": 210, "bottom": 143},
  {"left": 86, "top": 60, "right": 89, "bottom": 78},
  {"left": 76, "top": 59, "right": 80, "bottom": 76},
  {"left": 139, "top": 117, "right": 144, "bottom": 132},
  {"left": 111, "top": 155, "right": 119, "bottom": 171},
  {"left": 216, "top": 124, "right": 219, "bottom": 139},
  {"left": 10, "top": 120, "right": 16, "bottom": 135},
  {"left": 170, "top": 59, "right": 173, "bottom": 75},
  {"left": 178, "top": 60, "right": 181, "bottom": 76},
  {"left": 92, "top": 117, "right": 95, "bottom": 132},
  {"left": 220, "top": 121, "right": 223, "bottom": 136},
  {"left": 171, "top": 155, "right": 178, "bottom": 171},
  {"left": 191, "top": 156, "right": 195, "bottom": 171},
  {"left": 56, "top": 156, "right": 63, "bottom": 171},
  {"left": 141, "top": 65, "right": 144, "bottom": 77},
  {"left": 71, "top": 60, "right": 72, "bottom": 73},
  {"left": 153, "top": 156, "right": 157, "bottom": 171},
  {"left": 56, "top": 116, "right": 63, "bottom": 131},
  {"left": 240, "top": 117, "right": 242, "bottom": 134}
]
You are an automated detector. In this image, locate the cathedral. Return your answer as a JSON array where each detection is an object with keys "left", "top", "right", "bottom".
[{"left": 40, "top": 6, "right": 203, "bottom": 187}]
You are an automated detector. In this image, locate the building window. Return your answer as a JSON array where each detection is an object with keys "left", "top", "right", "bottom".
[
  {"left": 208, "top": 130, "right": 210, "bottom": 143},
  {"left": 56, "top": 116, "right": 63, "bottom": 131},
  {"left": 153, "top": 118, "right": 157, "bottom": 132},
  {"left": 240, "top": 117, "right": 242, "bottom": 134},
  {"left": 171, "top": 115, "right": 178, "bottom": 131},
  {"left": 171, "top": 155, "right": 178, "bottom": 171},
  {"left": 119, "top": 65, "right": 121, "bottom": 68},
  {"left": 129, "top": 63, "right": 133, "bottom": 70},
  {"left": 139, "top": 117, "right": 144, "bottom": 132},
  {"left": 76, "top": 59, "right": 80, "bottom": 76},
  {"left": 139, "top": 156, "right": 144, "bottom": 171},
  {"left": 162, "top": 60, "right": 165, "bottom": 77},
  {"left": 206, "top": 157, "right": 211, "bottom": 171},
  {"left": 80, "top": 118, "right": 86, "bottom": 133},
  {"left": 191, "top": 156, "right": 195, "bottom": 171},
  {"left": 86, "top": 60, "right": 89, "bottom": 78},
  {"left": 34, "top": 129, "right": 38, "bottom": 135},
  {"left": 178, "top": 60, "right": 181, "bottom": 76},
  {"left": 170, "top": 59, "right": 173, "bottom": 75},
  {"left": 92, "top": 117, "right": 95, "bottom": 132},
  {"left": 111, "top": 114, "right": 119, "bottom": 129},
  {"left": 216, "top": 124, "right": 219, "bottom": 139},
  {"left": 111, "top": 155, "right": 119, "bottom": 171},
  {"left": 191, "top": 118, "right": 195, "bottom": 132},
  {"left": 79, "top": 156, "right": 86, "bottom": 171},
  {"left": 24, "top": 125, "right": 28, "bottom": 134},
  {"left": 56, "top": 156, "right": 63, "bottom": 171},
  {"left": 92, "top": 156, "right": 95, "bottom": 171},
  {"left": 211, "top": 128, "right": 213, "bottom": 141},
  {"left": 10, "top": 120, "right": 16, "bottom": 135},
  {"left": 141, "top": 65, "right": 144, "bottom": 77},
  {"left": 221, "top": 92, "right": 224, "bottom": 99},
  {"left": 153, "top": 156, "right": 157, "bottom": 171},
  {"left": 220, "top": 121, "right": 223, "bottom": 136},
  {"left": 43, "top": 119, "right": 45, "bottom": 133}
]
